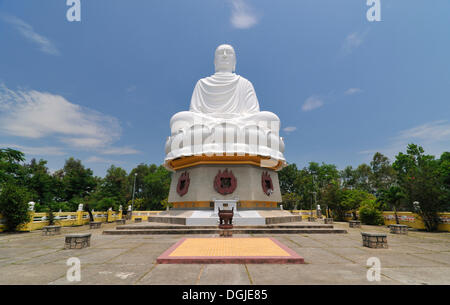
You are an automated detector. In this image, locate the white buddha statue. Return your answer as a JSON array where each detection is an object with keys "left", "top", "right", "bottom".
[
  {"left": 165, "top": 44, "right": 285, "bottom": 167},
  {"left": 189, "top": 44, "right": 260, "bottom": 116}
]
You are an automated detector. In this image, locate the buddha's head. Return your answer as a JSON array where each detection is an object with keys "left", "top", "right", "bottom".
[{"left": 214, "top": 44, "right": 236, "bottom": 73}]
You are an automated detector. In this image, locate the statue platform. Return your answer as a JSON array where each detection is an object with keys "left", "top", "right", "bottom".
[
  {"left": 102, "top": 212, "right": 348, "bottom": 234},
  {"left": 147, "top": 209, "right": 299, "bottom": 226}
]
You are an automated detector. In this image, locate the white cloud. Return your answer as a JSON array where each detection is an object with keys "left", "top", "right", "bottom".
[
  {"left": 99, "top": 147, "right": 140, "bottom": 155},
  {"left": 60, "top": 137, "right": 112, "bottom": 149},
  {"left": 0, "top": 84, "right": 122, "bottom": 151},
  {"left": 283, "top": 126, "right": 297, "bottom": 133},
  {"left": 342, "top": 31, "right": 368, "bottom": 54},
  {"left": 345, "top": 88, "right": 362, "bottom": 95},
  {"left": 0, "top": 143, "right": 66, "bottom": 156},
  {"left": 302, "top": 96, "right": 324, "bottom": 112},
  {"left": 0, "top": 14, "right": 60, "bottom": 55},
  {"left": 85, "top": 156, "right": 123, "bottom": 164},
  {"left": 360, "top": 120, "right": 450, "bottom": 159},
  {"left": 230, "top": 0, "right": 259, "bottom": 29},
  {"left": 397, "top": 120, "right": 450, "bottom": 143}
]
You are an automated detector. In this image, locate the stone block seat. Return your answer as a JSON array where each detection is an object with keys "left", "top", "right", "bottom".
[
  {"left": 390, "top": 224, "right": 408, "bottom": 234},
  {"left": 115, "top": 219, "right": 126, "bottom": 225},
  {"left": 361, "top": 232, "right": 388, "bottom": 249},
  {"left": 42, "top": 225, "right": 61, "bottom": 236},
  {"left": 349, "top": 220, "right": 361, "bottom": 228},
  {"left": 323, "top": 218, "right": 333, "bottom": 224},
  {"left": 90, "top": 222, "right": 102, "bottom": 229},
  {"left": 65, "top": 233, "right": 91, "bottom": 249}
]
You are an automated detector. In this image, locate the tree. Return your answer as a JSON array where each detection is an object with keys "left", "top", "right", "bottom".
[
  {"left": 142, "top": 165, "right": 171, "bottom": 210},
  {"left": 341, "top": 166, "right": 357, "bottom": 189},
  {"left": 437, "top": 152, "right": 450, "bottom": 211},
  {"left": 341, "top": 164, "right": 373, "bottom": 192},
  {"left": 370, "top": 152, "right": 395, "bottom": 195},
  {"left": 354, "top": 164, "right": 373, "bottom": 193},
  {"left": 57, "top": 158, "right": 97, "bottom": 204},
  {"left": 128, "top": 163, "right": 155, "bottom": 200},
  {"left": 281, "top": 192, "right": 302, "bottom": 210},
  {"left": 340, "top": 189, "right": 375, "bottom": 220},
  {"left": 0, "top": 148, "right": 26, "bottom": 185},
  {"left": 340, "top": 164, "right": 374, "bottom": 193},
  {"left": 0, "top": 183, "right": 31, "bottom": 231},
  {"left": 294, "top": 168, "right": 315, "bottom": 210},
  {"left": 359, "top": 198, "right": 384, "bottom": 225},
  {"left": 24, "top": 159, "right": 57, "bottom": 207},
  {"left": 96, "top": 197, "right": 119, "bottom": 212},
  {"left": 278, "top": 164, "right": 299, "bottom": 194},
  {"left": 320, "top": 180, "right": 341, "bottom": 218},
  {"left": 393, "top": 144, "right": 448, "bottom": 231},
  {"left": 127, "top": 198, "right": 145, "bottom": 211},
  {"left": 379, "top": 186, "right": 405, "bottom": 224},
  {"left": 99, "top": 165, "right": 129, "bottom": 208}
]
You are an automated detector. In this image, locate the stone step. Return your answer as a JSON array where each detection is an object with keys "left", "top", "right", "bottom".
[
  {"left": 103, "top": 228, "right": 347, "bottom": 235},
  {"left": 115, "top": 224, "right": 335, "bottom": 230},
  {"left": 147, "top": 215, "right": 303, "bottom": 226}
]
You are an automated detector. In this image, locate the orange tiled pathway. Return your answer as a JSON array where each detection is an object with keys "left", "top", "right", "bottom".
[{"left": 157, "top": 237, "right": 304, "bottom": 264}]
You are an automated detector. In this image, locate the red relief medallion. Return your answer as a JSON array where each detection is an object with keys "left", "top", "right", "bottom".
[
  {"left": 176, "top": 171, "right": 190, "bottom": 196},
  {"left": 214, "top": 169, "right": 237, "bottom": 195},
  {"left": 262, "top": 171, "right": 274, "bottom": 196}
]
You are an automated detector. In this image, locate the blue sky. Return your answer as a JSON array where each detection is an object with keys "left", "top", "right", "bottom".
[{"left": 0, "top": 0, "right": 449, "bottom": 176}]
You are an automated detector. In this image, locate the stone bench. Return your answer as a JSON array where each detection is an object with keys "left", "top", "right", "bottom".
[
  {"left": 390, "top": 224, "right": 408, "bottom": 234},
  {"left": 361, "top": 232, "right": 388, "bottom": 249},
  {"left": 65, "top": 233, "right": 91, "bottom": 249},
  {"left": 323, "top": 218, "right": 333, "bottom": 224},
  {"left": 90, "top": 221, "right": 102, "bottom": 229},
  {"left": 115, "top": 219, "right": 126, "bottom": 225},
  {"left": 134, "top": 218, "right": 142, "bottom": 223},
  {"left": 349, "top": 220, "right": 361, "bottom": 228},
  {"left": 42, "top": 225, "right": 61, "bottom": 236}
]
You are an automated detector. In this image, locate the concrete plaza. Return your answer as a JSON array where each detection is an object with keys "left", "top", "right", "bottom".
[{"left": 0, "top": 222, "right": 449, "bottom": 285}]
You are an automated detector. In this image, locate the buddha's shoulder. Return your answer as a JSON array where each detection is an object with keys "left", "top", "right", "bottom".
[
  {"left": 237, "top": 76, "right": 255, "bottom": 87},
  {"left": 196, "top": 74, "right": 252, "bottom": 86}
]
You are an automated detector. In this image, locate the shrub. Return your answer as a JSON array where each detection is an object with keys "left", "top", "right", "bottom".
[
  {"left": 96, "top": 197, "right": 118, "bottom": 211},
  {"left": 127, "top": 198, "right": 145, "bottom": 211},
  {"left": 282, "top": 193, "right": 301, "bottom": 210},
  {"left": 45, "top": 202, "right": 58, "bottom": 226},
  {"left": 0, "top": 183, "right": 32, "bottom": 231},
  {"left": 359, "top": 199, "right": 384, "bottom": 225},
  {"left": 340, "top": 189, "right": 376, "bottom": 220},
  {"left": 159, "top": 198, "right": 171, "bottom": 210}
]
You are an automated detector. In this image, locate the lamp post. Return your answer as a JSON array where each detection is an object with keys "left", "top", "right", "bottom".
[
  {"left": 131, "top": 173, "right": 137, "bottom": 217},
  {"left": 310, "top": 174, "right": 316, "bottom": 219}
]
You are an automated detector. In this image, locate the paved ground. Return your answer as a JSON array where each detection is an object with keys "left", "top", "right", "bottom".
[{"left": 0, "top": 222, "right": 449, "bottom": 285}]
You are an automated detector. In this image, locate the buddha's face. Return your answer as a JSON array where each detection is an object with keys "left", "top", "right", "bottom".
[{"left": 214, "top": 44, "right": 236, "bottom": 73}]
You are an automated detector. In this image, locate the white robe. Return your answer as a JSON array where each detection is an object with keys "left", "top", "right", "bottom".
[
  {"left": 189, "top": 73, "right": 260, "bottom": 115},
  {"left": 164, "top": 72, "right": 286, "bottom": 169}
]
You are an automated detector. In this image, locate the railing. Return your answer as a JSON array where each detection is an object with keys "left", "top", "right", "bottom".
[
  {"left": 291, "top": 210, "right": 450, "bottom": 231},
  {"left": 1, "top": 209, "right": 449, "bottom": 232},
  {"left": 382, "top": 211, "right": 450, "bottom": 231},
  {"left": 129, "top": 211, "right": 163, "bottom": 221},
  {"left": 0, "top": 209, "right": 123, "bottom": 232}
]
